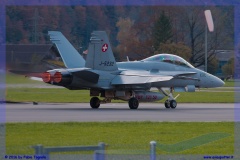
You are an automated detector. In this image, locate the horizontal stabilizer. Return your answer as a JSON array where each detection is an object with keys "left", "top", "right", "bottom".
[{"left": 48, "top": 31, "right": 85, "bottom": 68}]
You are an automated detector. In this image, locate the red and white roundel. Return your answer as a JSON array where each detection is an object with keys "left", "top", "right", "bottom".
[{"left": 102, "top": 43, "right": 108, "bottom": 52}]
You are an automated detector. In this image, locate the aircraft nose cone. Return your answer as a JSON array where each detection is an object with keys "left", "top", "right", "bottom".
[
  {"left": 212, "top": 75, "right": 225, "bottom": 87},
  {"left": 217, "top": 78, "right": 225, "bottom": 87}
]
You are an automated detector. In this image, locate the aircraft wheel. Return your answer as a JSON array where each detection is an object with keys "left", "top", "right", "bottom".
[
  {"left": 170, "top": 100, "right": 177, "bottom": 109},
  {"left": 128, "top": 97, "right": 139, "bottom": 109},
  {"left": 90, "top": 97, "right": 100, "bottom": 109},
  {"left": 164, "top": 100, "right": 170, "bottom": 108}
]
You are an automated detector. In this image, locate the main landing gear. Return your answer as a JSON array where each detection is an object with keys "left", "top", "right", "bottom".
[
  {"left": 90, "top": 97, "right": 112, "bottom": 109},
  {"left": 90, "top": 93, "right": 140, "bottom": 110},
  {"left": 90, "top": 97, "right": 100, "bottom": 109},
  {"left": 128, "top": 97, "right": 139, "bottom": 109}
]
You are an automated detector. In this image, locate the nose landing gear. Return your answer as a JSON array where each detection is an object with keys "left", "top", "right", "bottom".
[
  {"left": 164, "top": 99, "right": 177, "bottom": 109},
  {"left": 160, "top": 87, "right": 179, "bottom": 109}
]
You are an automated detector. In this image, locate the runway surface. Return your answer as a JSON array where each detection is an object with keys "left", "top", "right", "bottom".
[{"left": 5, "top": 103, "right": 236, "bottom": 122}]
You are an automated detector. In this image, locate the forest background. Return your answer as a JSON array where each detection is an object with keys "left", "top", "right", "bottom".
[{"left": 6, "top": 6, "right": 234, "bottom": 74}]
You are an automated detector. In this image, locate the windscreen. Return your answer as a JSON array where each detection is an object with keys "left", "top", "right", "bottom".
[{"left": 143, "top": 54, "right": 194, "bottom": 68}]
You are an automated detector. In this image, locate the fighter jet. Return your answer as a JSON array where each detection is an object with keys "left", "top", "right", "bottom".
[{"left": 42, "top": 31, "right": 225, "bottom": 109}]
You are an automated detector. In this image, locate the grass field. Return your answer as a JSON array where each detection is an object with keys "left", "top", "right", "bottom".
[
  {"left": 6, "top": 122, "right": 234, "bottom": 155},
  {"left": 6, "top": 73, "right": 42, "bottom": 84},
  {"left": 223, "top": 80, "right": 235, "bottom": 87},
  {"left": 6, "top": 87, "right": 234, "bottom": 103}
]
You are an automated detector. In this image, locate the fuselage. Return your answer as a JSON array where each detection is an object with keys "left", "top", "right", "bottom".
[
  {"left": 43, "top": 54, "right": 225, "bottom": 91},
  {"left": 117, "top": 61, "right": 224, "bottom": 89}
]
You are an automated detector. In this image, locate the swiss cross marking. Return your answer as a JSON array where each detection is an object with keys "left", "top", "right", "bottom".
[{"left": 102, "top": 44, "right": 108, "bottom": 52}]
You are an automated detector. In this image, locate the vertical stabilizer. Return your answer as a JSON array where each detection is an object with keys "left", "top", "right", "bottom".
[
  {"left": 48, "top": 31, "right": 85, "bottom": 68},
  {"left": 85, "top": 31, "right": 118, "bottom": 71}
]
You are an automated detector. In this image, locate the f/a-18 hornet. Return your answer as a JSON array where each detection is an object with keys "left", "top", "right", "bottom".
[{"left": 42, "top": 31, "right": 224, "bottom": 109}]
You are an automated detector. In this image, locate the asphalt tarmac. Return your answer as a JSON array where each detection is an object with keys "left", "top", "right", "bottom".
[{"left": 4, "top": 103, "right": 236, "bottom": 122}]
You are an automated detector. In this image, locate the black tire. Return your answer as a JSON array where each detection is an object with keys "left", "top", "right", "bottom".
[
  {"left": 90, "top": 97, "right": 100, "bottom": 109},
  {"left": 164, "top": 100, "right": 170, "bottom": 108},
  {"left": 128, "top": 97, "right": 139, "bottom": 109},
  {"left": 170, "top": 100, "right": 177, "bottom": 109}
]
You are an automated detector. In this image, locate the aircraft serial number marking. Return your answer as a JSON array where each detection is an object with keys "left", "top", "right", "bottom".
[{"left": 99, "top": 61, "right": 114, "bottom": 66}]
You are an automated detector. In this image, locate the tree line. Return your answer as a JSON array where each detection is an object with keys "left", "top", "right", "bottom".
[{"left": 6, "top": 5, "right": 234, "bottom": 74}]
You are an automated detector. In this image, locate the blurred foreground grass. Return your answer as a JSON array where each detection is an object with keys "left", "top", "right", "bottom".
[{"left": 6, "top": 122, "right": 234, "bottom": 155}]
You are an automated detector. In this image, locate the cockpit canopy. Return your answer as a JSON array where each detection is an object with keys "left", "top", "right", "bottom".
[{"left": 142, "top": 54, "right": 194, "bottom": 68}]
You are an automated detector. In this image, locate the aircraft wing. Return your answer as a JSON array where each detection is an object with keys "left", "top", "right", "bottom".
[
  {"left": 155, "top": 71, "right": 199, "bottom": 80},
  {"left": 111, "top": 75, "right": 173, "bottom": 85},
  {"left": 111, "top": 70, "right": 197, "bottom": 85},
  {"left": 119, "top": 70, "right": 196, "bottom": 77},
  {"left": 111, "top": 70, "right": 173, "bottom": 85},
  {"left": 159, "top": 71, "right": 197, "bottom": 77}
]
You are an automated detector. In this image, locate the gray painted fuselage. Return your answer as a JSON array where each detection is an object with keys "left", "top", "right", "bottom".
[
  {"left": 64, "top": 60, "right": 224, "bottom": 91},
  {"left": 116, "top": 61, "right": 224, "bottom": 89}
]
